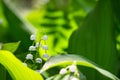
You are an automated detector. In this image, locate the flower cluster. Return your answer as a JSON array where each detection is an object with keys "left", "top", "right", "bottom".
[
  {"left": 59, "top": 65, "right": 77, "bottom": 74},
  {"left": 23, "top": 34, "right": 49, "bottom": 71},
  {"left": 59, "top": 61, "right": 80, "bottom": 80}
]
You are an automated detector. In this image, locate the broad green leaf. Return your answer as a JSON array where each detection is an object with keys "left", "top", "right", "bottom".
[
  {"left": 68, "top": 0, "right": 118, "bottom": 79},
  {"left": 0, "top": 50, "right": 43, "bottom": 80},
  {"left": 2, "top": 41, "right": 20, "bottom": 53},
  {"left": 40, "top": 54, "right": 119, "bottom": 80}
]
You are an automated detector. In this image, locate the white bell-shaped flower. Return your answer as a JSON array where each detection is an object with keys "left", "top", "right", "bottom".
[
  {"left": 25, "top": 54, "right": 33, "bottom": 60},
  {"left": 59, "top": 68, "right": 67, "bottom": 74},
  {"left": 35, "top": 58, "right": 42, "bottom": 63},
  {"left": 30, "top": 34, "right": 36, "bottom": 40},
  {"left": 29, "top": 46, "right": 36, "bottom": 51},
  {"left": 68, "top": 65, "right": 77, "bottom": 72}
]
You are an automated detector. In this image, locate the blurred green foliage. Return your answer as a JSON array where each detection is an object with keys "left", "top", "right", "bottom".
[{"left": 0, "top": 0, "right": 120, "bottom": 80}]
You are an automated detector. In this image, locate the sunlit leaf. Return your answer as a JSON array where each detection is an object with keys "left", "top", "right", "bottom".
[
  {"left": 0, "top": 50, "right": 43, "bottom": 80},
  {"left": 40, "top": 54, "right": 119, "bottom": 80}
]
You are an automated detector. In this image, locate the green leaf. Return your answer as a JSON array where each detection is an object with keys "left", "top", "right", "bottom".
[
  {"left": 68, "top": 0, "right": 118, "bottom": 79},
  {"left": 0, "top": 50, "right": 43, "bottom": 80},
  {"left": 40, "top": 54, "right": 119, "bottom": 80},
  {"left": 2, "top": 41, "right": 20, "bottom": 53}
]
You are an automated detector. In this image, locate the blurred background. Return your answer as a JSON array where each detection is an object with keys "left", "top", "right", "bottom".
[
  {"left": 0, "top": 0, "right": 97, "bottom": 57},
  {"left": 0, "top": 0, "right": 120, "bottom": 80}
]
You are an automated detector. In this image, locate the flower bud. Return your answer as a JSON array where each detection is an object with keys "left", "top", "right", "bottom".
[
  {"left": 43, "top": 35, "right": 48, "bottom": 40},
  {"left": 42, "top": 45, "right": 48, "bottom": 50},
  {"left": 43, "top": 53, "right": 49, "bottom": 58}
]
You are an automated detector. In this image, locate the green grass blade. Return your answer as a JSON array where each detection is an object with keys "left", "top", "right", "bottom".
[
  {"left": 40, "top": 54, "right": 119, "bottom": 80},
  {"left": 0, "top": 50, "right": 43, "bottom": 80}
]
